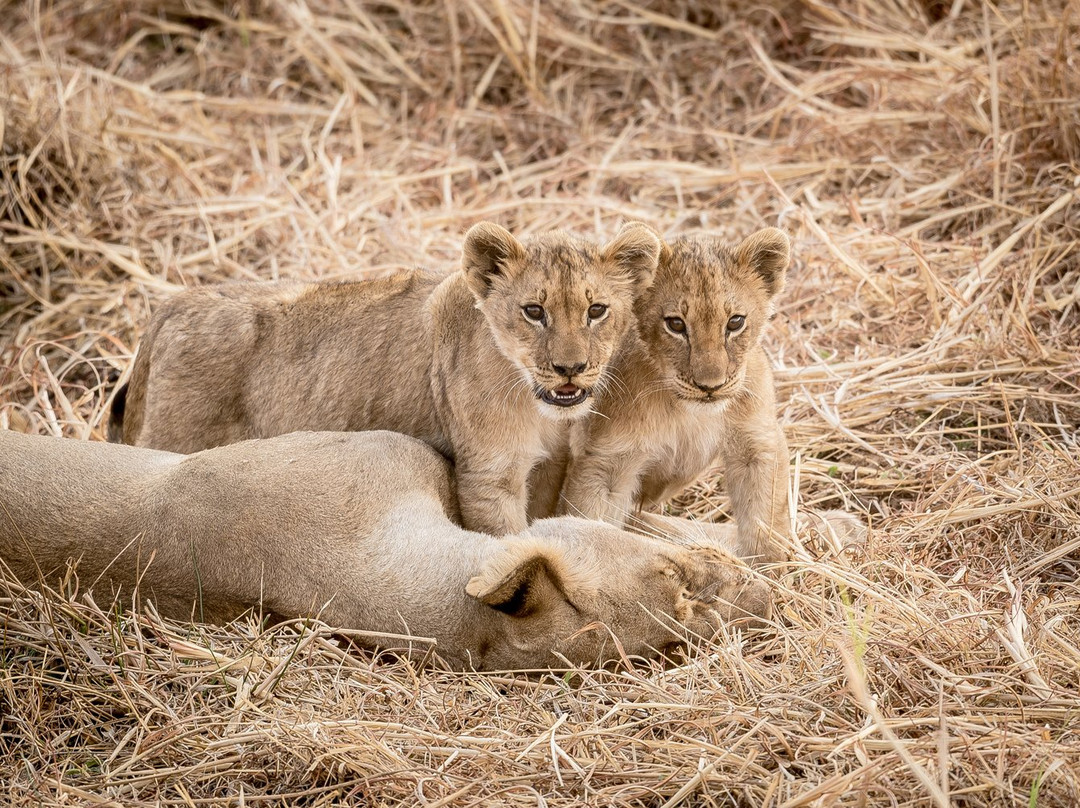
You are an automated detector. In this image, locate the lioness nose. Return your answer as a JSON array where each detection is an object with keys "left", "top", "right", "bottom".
[{"left": 552, "top": 362, "right": 587, "bottom": 377}]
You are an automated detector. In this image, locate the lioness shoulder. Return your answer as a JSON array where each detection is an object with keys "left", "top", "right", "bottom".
[
  {"left": 555, "top": 227, "right": 793, "bottom": 564},
  {"left": 114, "top": 222, "right": 661, "bottom": 537}
]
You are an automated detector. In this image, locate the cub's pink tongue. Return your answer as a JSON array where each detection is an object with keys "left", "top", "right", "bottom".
[{"left": 555, "top": 383, "right": 580, "bottom": 395}]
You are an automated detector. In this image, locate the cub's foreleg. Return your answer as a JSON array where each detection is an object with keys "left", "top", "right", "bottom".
[
  {"left": 556, "top": 442, "right": 645, "bottom": 526},
  {"left": 527, "top": 446, "right": 569, "bottom": 523},
  {"left": 454, "top": 451, "right": 533, "bottom": 536},
  {"left": 719, "top": 373, "right": 792, "bottom": 564}
]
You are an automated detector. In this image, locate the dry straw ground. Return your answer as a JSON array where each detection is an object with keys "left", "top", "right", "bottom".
[{"left": 1, "top": 0, "right": 1078, "bottom": 805}]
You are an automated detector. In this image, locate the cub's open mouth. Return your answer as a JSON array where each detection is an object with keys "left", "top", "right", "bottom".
[
  {"left": 539, "top": 383, "right": 589, "bottom": 408},
  {"left": 693, "top": 391, "right": 730, "bottom": 404}
]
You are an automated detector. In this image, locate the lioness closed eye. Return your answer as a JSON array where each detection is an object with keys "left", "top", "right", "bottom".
[
  {"left": 553, "top": 227, "right": 794, "bottom": 564},
  {"left": 112, "top": 222, "right": 661, "bottom": 536}
]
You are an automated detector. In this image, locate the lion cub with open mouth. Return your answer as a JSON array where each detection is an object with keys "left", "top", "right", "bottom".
[
  {"left": 555, "top": 228, "right": 795, "bottom": 564},
  {"left": 112, "top": 223, "right": 660, "bottom": 536}
]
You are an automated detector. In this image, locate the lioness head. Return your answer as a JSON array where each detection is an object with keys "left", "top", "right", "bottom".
[
  {"left": 635, "top": 228, "right": 790, "bottom": 405},
  {"left": 464, "top": 517, "right": 771, "bottom": 669},
  {"left": 462, "top": 222, "right": 660, "bottom": 419}
]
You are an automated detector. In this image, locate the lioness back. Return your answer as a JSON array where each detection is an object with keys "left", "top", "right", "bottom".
[{"left": 120, "top": 270, "right": 443, "bottom": 454}]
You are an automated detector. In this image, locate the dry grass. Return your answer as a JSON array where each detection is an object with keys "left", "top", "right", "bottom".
[{"left": 2, "top": 0, "right": 1079, "bottom": 804}]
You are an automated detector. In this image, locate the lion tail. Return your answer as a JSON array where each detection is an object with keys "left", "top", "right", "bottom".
[{"left": 107, "top": 383, "right": 128, "bottom": 443}]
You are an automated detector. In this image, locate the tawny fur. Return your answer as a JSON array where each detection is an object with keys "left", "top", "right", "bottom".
[
  {"left": 0, "top": 430, "right": 771, "bottom": 671},
  {"left": 551, "top": 228, "right": 797, "bottom": 564},
  {"left": 113, "top": 222, "right": 661, "bottom": 536}
]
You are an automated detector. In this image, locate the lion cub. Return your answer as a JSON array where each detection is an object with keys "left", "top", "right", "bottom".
[
  {"left": 113, "top": 222, "right": 660, "bottom": 536},
  {"left": 555, "top": 228, "right": 793, "bottom": 564}
]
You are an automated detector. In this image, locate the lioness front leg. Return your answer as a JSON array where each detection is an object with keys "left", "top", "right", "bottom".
[
  {"left": 721, "top": 418, "right": 791, "bottom": 565},
  {"left": 628, "top": 512, "right": 740, "bottom": 554}
]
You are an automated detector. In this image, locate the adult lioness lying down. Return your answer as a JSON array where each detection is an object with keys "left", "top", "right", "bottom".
[
  {"left": 0, "top": 430, "right": 770, "bottom": 671},
  {"left": 111, "top": 222, "right": 661, "bottom": 537}
]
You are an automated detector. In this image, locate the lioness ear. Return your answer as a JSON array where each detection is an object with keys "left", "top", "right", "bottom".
[
  {"left": 734, "top": 227, "right": 790, "bottom": 298},
  {"left": 466, "top": 549, "right": 567, "bottom": 618},
  {"left": 462, "top": 222, "right": 527, "bottom": 300},
  {"left": 602, "top": 222, "right": 662, "bottom": 292}
]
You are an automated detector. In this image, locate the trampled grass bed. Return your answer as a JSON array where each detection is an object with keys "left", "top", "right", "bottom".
[{"left": 1, "top": 1, "right": 1078, "bottom": 805}]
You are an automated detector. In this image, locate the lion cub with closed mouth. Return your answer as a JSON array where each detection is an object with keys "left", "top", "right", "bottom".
[
  {"left": 113, "top": 222, "right": 660, "bottom": 536},
  {"left": 555, "top": 228, "right": 794, "bottom": 564}
]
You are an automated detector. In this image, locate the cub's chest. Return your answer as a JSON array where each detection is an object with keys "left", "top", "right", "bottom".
[
  {"left": 638, "top": 403, "right": 728, "bottom": 505},
  {"left": 533, "top": 410, "right": 572, "bottom": 458}
]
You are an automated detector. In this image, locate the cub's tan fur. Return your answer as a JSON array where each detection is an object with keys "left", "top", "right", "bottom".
[
  {"left": 0, "top": 430, "right": 770, "bottom": 671},
  {"left": 113, "top": 222, "right": 660, "bottom": 536},
  {"left": 554, "top": 228, "right": 794, "bottom": 564}
]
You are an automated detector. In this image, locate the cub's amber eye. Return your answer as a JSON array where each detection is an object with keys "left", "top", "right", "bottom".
[
  {"left": 664, "top": 316, "right": 686, "bottom": 335},
  {"left": 587, "top": 303, "right": 608, "bottom": 320},
  {"left": 523, "top": 304, "right": 545, "bottom": 323},
  {"left": 727, "top": 314, "right": 746, "bottom": 333}
]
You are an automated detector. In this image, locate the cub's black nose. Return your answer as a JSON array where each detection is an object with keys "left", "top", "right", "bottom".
[{"left": 552, "top": 362, "right": 587, "bottom": 377}]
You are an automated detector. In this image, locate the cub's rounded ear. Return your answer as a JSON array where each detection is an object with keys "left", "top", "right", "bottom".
[
  {"left": 618, "top": 220, "right": 674, "bottom": 266},
  {"left": 466, "top": 548, "right": 566, "bottom": 618},
  {"left": 602, "top": 222, "right": 662, "bottom": 292},
  {"left": 617, "top": 220, "right": 660, "bottom": 238},
  {"left": 735, "top": 227, "right": 791, "bottom": 298},
  {"left": 462, "top": 222, "right": 527, "bottom": 300}
]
